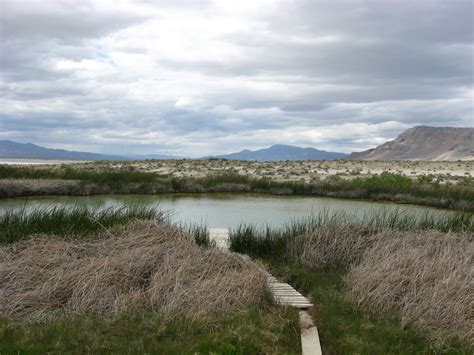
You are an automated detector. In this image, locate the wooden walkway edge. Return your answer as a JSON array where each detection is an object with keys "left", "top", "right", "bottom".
[{"left": 209, "top": 228, "right": 322, "bottom": 355}]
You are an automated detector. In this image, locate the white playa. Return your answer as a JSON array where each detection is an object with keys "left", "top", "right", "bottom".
[{"left": 0, "top": 158, "right": 89, "bottom": 165}]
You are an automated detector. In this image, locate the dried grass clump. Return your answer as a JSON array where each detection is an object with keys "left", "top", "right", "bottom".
[
  {"left": 346, "top": 230, "right": 474, "bottom": 344},
  {"left": 0, "top": 221, "right": 266, "bottom": 323},
  {"left": 0, "top": 179, "right": 83, "bottom": 198},
  {"left": 288, "top": 223, "right": 375, "bottom": 268}
]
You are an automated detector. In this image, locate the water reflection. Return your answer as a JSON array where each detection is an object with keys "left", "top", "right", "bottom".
[{"left": 0, "top": 194, "right": 453, "bottom": 229}]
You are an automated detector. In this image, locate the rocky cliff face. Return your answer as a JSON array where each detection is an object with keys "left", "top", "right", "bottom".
[{"left": 349, "top": 126, "right": 474, "bottom": 161}]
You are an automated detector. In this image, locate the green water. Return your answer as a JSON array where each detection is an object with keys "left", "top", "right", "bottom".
[{"left": 0, "top": 194, "right": 454, "bottom": 229}]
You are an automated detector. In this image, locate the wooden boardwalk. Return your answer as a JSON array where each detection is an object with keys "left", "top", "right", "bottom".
[
  {"left": 264, "top": 272, "right": 313, "bottom": 308},
  {"left": 209, "top": 228, "right": 321, "bottom": 355}
]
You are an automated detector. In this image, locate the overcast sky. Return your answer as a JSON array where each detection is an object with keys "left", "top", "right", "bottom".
[{"left": 1, "top": 0, "right": 473, "bottom": 156}]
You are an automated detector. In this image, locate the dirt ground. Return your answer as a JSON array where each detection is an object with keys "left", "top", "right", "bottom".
[
  {"left": 2, "top": 158, "right": 472, "bottom": 183},
  {"left": 85, "top": 159, "right": 474, "bottom": 183}
]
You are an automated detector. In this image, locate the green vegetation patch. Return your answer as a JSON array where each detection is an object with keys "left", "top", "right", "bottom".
[
  {"left": 1, "top": 165, "right": 473, "bottom": 211},
  {"left": 230, "top": 210, "right": 474, "bottom": 260},
  {"left": 0, "top": 306, "right": 300, "bottom": 354},
  {"left": 0, "top": 165, "right": 160, "bottom": 185},
  {"left": 0, "top": 205, "right": 164, "bottom": 244}
]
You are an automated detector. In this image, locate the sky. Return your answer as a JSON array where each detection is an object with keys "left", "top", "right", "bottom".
[{"left": 1, "top": 0, "right": 473, "bottom": 157}]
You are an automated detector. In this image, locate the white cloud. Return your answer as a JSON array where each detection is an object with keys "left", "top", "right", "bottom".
[{"left": 1, "top": 0, "right": 472, "bottom": 156}]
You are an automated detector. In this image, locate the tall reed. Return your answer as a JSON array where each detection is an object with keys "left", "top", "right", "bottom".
[
  {"left": 182, "top": 223, "right": 215, "bottom": 248},
  {"left": 229, "top": 209, "right": 473, "bottom": 259},
  {"left": 0, "top": 205, "right": 165, "bottom": 244}
]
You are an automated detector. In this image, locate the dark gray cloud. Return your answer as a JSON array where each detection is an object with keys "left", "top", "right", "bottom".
[
  {"left": 1, "top": 0, "right": 472, "bottom": 156},
  {"left": 1, "top": 0, "right": 147, "bottom": 41}
]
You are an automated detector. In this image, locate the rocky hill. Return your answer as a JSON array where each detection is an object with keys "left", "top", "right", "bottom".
[{"left": 349, "top": 126, "right": 474, "bottom": 161}]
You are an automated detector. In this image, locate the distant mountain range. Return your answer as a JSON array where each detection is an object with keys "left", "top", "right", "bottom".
[
  {"left": 2, "top": 126, "right": 473, "bottom": 162},
  {"left": 349, "top": 126, "right": 474, "bottom": 161},
  {"left": 126, "top": 153, "right": 183, "bottom": 160},
  {"left": 0, "top": 140, "right": 179, "bottom": 161},
  {"left": 205, "top": 144, "right": 348, "bottom": 161},
  {"left": 0, "top": 140, "right": 347, "bottom": 162}
]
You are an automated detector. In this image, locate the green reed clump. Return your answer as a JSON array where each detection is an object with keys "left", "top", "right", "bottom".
[
  {"left": 230, "top": 225, "right": 287, "bottom": 258},
  {"left": 0, "top": 165, "right": 61, "bottom": 179},
  {"left": 230, "top": 213, "right": 343, "bottom": 259},
  {"left": 0, "top": 205, "right": 165, "bottom": 244},
  {"left": 183, "top": 223, "right": 215, "bottom": 248},
  {"left": 229, "top": 209, "right": 473, "bottom": 258},
  {"left": 361, "top": 208, "right": 474, "bottom": 232},
  {"left": 0, "top": 165, "right": 163, "bottom": 188},
  {"left": 311, "top": 173, "right": 474, "bottom": 210},
  {"left": 194, "top": 173, "right": 252, "bottom": 187}
]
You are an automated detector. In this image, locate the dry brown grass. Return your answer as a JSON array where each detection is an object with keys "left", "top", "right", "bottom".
[
  {"left": 0, "top": 179, "right": 83, "bottom": 198},
  {"left": 0, "top": 220, "right": 266, "bottom": 323},
  {"left": 288, "top": 223, "right": 376, "bottom": 268},
  {"left": 345, "top": 230, "right": 474, "bottom": 344},
  {"left": 285, "top": 224, "right": 473, "bottom": 344}
]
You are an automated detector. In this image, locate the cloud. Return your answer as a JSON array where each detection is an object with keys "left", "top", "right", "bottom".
[{"left": 1, "top": 0, "right": 472, "bottom": 156}]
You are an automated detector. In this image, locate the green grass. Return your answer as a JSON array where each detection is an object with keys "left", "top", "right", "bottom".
[
  {"left": 0, "top": 206, "right": 218, "bottom": 248},
  {"left": 264, "top": 259, "right": 471, "bottom": 354},
  {"left": 183, "top": 223, "right": 215, "bottom": 248},
  {"left": 0, "top": 205, "right": 165, "bottom": 244},
  {"left": 0, "top": 306, "right": 300, "bottom": 354},
  {"left": 229, "top": 209, "right": 474, "bottom": 259},
  {"left": 1, "top": 165, "right": 473, "bottom": 211},
  {"left": 362, "top": 207, "right": 474, "bottom": 232},
  {"left": 0, "top": 165, "right": 160, "bottom": 185}
]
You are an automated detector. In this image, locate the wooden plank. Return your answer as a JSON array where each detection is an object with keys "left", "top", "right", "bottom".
[
  {"left": 274, "top": 295, "right": 310, "bottom": 299},
  {"left": 300, "top": 311, "right": 322, "bottom": 355},
  {"left": 274, "top": 301, "right": 312, "bottom": 307}
]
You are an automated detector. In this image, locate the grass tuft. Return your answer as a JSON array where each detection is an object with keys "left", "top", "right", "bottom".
[
  {"left": 182, "top": 223, "right": 215, "bottom": 248},
  {"left": 0, "top": 205, "right": 164, "bottom": 244},
  {"left": 229, "top": 209, "right": 473, "bottom": 259}
]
